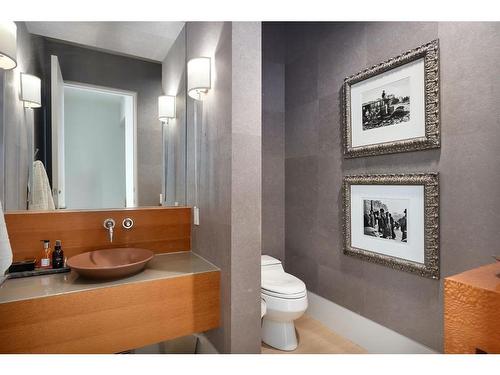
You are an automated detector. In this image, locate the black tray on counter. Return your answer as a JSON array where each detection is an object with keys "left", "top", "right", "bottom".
[{"left": 7, "top": 267, "right": 71, "bottom": 279}]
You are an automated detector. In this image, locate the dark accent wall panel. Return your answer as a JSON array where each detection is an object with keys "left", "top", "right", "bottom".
[
  {"left": 262, "top": 23, "right": 285, "bottom": 262},
  {"left": 279, "top": 21, "right": 500, "bottom": 352}
]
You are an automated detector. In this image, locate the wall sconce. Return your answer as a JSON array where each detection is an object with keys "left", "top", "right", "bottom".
[
  {"left": 0, "top": 21, "right": 17, "bottom": 70},
  {"left": 158, "top": 95, "right": 176, "bottom": 123},
  {"left": 187, "top": 57, "right": 211, "bottom": 100},
  {"left": 20, "top": 73, "right": 42, "bottom": 108}
]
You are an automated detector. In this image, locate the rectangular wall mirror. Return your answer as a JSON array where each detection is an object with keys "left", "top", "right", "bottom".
[{"left": 0, "top": 22, "right": 187, "bottom": 211}]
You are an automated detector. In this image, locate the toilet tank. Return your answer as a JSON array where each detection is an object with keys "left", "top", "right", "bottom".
[{"left": 261, "top": 255, "right": 284, "bottom": 271}]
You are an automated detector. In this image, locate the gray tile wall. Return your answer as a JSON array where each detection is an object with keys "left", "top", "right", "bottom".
[
  {"left": 280, "top": 22, "right": 500, "bottom": 352},
  {"left": 230, "top": 22, "right": 262, "bottom": 353},
  {"left": 187, "top": 21, "right": 233, "bottom": 353},
  {"left": 187, "top": 22, "right": 262, "bottom": 353},
  {"left": 262, "top": 23, "right": 285, "bottom": 261}
]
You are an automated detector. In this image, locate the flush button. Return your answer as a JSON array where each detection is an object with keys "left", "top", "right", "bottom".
[{"left": 122, "top": 218, "right": 134, "bottom": 229}]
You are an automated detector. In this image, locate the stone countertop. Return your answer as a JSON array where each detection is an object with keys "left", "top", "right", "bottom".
[{"left": 0, "top": 251, "right": 218, "bottom": 304}]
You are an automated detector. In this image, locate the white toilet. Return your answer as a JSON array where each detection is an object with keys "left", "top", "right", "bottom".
[{"left": 261, "top": 255, "right": 308, "bottom": 351}]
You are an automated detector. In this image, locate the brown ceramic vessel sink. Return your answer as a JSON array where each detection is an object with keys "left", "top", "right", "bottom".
[{"left": 67, "top": 248, "right": 154, "bottom": 280}]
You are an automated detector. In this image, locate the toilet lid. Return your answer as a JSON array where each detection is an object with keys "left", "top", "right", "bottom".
[{"left": 261, "top": 270, "right": 306, "bottom": 295}]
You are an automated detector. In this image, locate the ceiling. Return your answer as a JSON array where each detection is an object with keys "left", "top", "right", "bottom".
[{"left": 25, "top": 22, "right": 185, "bottom": 62}]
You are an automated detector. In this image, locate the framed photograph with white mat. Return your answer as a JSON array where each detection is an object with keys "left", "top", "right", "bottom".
[
  {"left": 342, "top": 40, "right": 440, "bottom": 158},
  {"left": 343, "top": 173, "right": 439, "bottom": 279}
]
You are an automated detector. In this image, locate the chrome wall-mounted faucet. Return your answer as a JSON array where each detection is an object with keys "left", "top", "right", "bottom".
[{"left": 103, "top": 218, "right": 116, "bottom": 243}]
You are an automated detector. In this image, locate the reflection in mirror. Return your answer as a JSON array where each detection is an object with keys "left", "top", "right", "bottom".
[
  {"left": 162, "top": 25, "right": 186, "bottom": 207},
  {"left": 61, "top": 83, "right": 136, "bottom": 209},
  {"left": 0, "top": 22, "right": 187, "bottom": 211}
]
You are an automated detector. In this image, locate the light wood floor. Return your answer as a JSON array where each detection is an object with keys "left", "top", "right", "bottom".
[{"left": 261, "top": 314, "right": 366, "bottom": 354}]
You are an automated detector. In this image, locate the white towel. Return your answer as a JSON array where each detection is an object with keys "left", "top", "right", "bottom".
[
  {"left": 0, "top": 200, "right": 13, "bottom": 283},
  {"left": 29, "top": 160, "right": 55, "bottom": 211}
]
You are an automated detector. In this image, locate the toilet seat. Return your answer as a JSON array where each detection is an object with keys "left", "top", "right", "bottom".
[
  {"left": 261, "top": 288, "right": 307, "bottom": 299},
  {"left": 262, "top": 269, "right": 306, "bottom": 299}
]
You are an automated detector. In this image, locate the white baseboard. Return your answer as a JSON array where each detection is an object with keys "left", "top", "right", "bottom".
[{"left": 306, "top": 291, "right": 437, "bottom": 354}]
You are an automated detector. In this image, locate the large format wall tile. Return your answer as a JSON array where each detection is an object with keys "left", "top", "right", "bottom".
[
  {"left": 285, "top": 52, "right": 318, "bottom": 109},
  {"left": 262, "top": 62, "right": 285, "bottom": 113},
  {"left": 262, "top": 24, "right": 286, "bottom": 262},
  {"left": 285, "top": 101, "right": 320, "bottom": 158}
]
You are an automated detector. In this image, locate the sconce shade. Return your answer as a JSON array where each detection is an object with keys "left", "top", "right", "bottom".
[
  {"left": 0, "top": 22, "right": 17, "bottom": 70},
  {"left": 187, "top": 57, "right": 211, "bottom": 100},
  {"left": 158, "top": 95, "right": 176, "bottom": 121},
  {"left": 20, "top": 73, "right": 42, "bottom": 108}
]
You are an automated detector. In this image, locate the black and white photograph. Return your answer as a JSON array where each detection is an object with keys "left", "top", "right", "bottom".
[
  {"left": 342, "top": 40, "right": 440, "bottom": 158},
  {"left": 361, "top": 77, "right": 410, "bottom": 131},
  {"left": 343, "top": 173, "right": 439, "bottom": 279},
  {"left": 363, "top": 199, "right": 408, "bottom": 242}
]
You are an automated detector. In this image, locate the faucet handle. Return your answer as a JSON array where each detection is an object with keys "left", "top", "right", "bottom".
[
  {"left": 103, "top": 218, "right": 116, "bottom": 243},
  {"left": 122, "top": 218, "right": 134, "bottom": 229}
]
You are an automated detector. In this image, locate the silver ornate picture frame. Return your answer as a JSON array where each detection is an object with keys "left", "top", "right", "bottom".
[
  {"left": 343, "top": 173, "right": 440, "bottom": 279},
  {"left": 342, "top": 40, "right": 440, "bottom": 158}
]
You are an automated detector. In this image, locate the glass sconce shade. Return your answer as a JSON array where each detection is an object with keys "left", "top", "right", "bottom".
[
  {"left": 20, "top": 73, "right": 42, "bottom": 108},
  {"left": 0, "top": 21, "right": 17, "bottom": 70},
  {"left": 187, "top": 57, "right": 211, "bottom": 100},
  {"left": 158, "top": 95, "right": 176, "bottom": 121}
]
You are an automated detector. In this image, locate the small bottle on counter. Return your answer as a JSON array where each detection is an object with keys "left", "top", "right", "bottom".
[
  {"left": 52, "top": 240, "right": 64, "bottom": 269},
  {"left": 39, "top": 240, "right": 52, "bottom": 269}
]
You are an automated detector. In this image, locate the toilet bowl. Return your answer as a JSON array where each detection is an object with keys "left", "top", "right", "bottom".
[{"left": 261, "top": 255, "right": 308, "bottom": 351}]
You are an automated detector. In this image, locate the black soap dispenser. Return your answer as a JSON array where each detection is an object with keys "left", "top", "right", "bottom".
[{"left": 52, "top": 240, "right": 64, "bottom": 269}]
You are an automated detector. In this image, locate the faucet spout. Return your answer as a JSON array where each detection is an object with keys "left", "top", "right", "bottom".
[
  {"left": 103, "top": 218, "right": 116, "bottom": 243},
  {"left": 108, "top": 226, "right": 114, "bottom": 243}
]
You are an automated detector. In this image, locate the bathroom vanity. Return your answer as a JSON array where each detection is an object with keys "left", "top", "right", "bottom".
[
  {"left": 0, "top": 207, "right": 220, "bottom": 354},
  {"left": 0, "top": 251, "right": 220, "bottom": 353}
]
